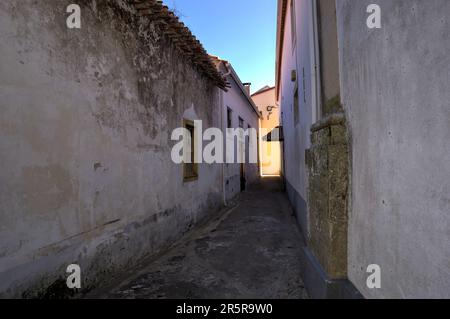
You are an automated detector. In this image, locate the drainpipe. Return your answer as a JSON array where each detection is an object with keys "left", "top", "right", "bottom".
[
  {"left": 311, "top": 0, "right": 322, "bottom": 121},
  {"left": 221, "top": 89, "right": 227, "bottom": 206},
  {"left": 222, "top": 62, "right": 232, "bottom": 206}
]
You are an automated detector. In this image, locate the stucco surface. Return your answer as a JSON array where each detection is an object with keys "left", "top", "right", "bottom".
[
  {"left": 252, "top": 88, "right": 281, "bottom": 176},
  {"left": 0, "top": 0, "right": 222, "bottom": 297},
  {"left": 336, "top": 0, "right": 450, "bottom": 298}
]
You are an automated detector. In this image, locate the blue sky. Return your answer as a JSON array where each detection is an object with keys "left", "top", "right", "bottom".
[{"left": 165, "top": 0, "right": 277, "bottom": 94}]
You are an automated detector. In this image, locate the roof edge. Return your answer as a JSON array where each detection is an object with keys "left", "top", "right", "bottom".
[
  {"left": 275, "top": 0, "right": 288, "bottom": 101},
  {"left": 227, "top": 63, "right": 262, "bottom": 119},
  {"left": 211, "top": 56, "right": 262, "bottom": 119},
  {"left": 251, "top": 86, "right": 275, "bottom": 97},
  {"left": 131, "top": 0, "right": 227, "bottom": 90}
]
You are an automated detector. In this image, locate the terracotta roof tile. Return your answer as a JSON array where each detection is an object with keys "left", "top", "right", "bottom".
[{"left": 130, "top": 0, "right": 227, "bottom": 90}]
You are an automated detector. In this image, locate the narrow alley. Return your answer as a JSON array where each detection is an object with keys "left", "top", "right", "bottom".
[
  {"left": 1, "top": 0, "right": 449, "bottom": 301},
  {"left": 88, "top": 178, "right": 308, "bottom": 299}
]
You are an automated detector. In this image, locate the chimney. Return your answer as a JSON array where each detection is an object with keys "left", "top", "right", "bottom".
[{"left": 243, "top": 82, "right": 251, "bottom": 96}]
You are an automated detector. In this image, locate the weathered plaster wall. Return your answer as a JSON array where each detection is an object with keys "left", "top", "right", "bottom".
[
  {"left": 0, "top": 0, "right": 222, "bottom": 297},
  {"left": 336, "top": 0, "right": 450, "bottom": 298}
]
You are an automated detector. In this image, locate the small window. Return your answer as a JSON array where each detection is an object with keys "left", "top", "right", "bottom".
[
  {"left": 227, "top": 107, "right": 233, "bottom": 128},
  {"left": 183, "top": 120, "right": 198, "bottom": 182},
  {"left": 238, "top": 117, "right": 245, "bottom": 164},
  {"left": 239, "top": 117, "right": 244, "bottom": 128}
]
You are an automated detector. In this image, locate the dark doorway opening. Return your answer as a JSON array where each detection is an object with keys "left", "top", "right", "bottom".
[{"left": 240, "top": 163, "right": 246, "bottom": 192}]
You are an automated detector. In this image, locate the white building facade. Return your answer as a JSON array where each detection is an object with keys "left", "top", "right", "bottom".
[
  {"left": 277, "top": 0, "right": 450, "bottom": 299},
  {"left": 211, "top": 57, "right": 261, "bottom": 203}
]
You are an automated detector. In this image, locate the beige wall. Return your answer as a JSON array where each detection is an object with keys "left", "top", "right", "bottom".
[{"left": 252, "top": 88, "right": 281, "bottom": 176}]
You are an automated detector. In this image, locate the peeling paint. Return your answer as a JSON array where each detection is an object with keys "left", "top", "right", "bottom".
[{"left": 0, "top": 0, "right": 223, "bottom": 298}]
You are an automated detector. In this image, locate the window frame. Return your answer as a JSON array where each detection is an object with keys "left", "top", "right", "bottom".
[
  {"left": 227, "top": 107, "right": 233, "bottom": 129},
  {"left": 238, "top": 116, "right": 244, "bottom": 129},
  {"left": 183, "top": 119, "right": 199, "bottom": 182}
]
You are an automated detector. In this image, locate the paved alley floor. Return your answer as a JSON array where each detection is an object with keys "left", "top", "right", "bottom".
[{"left": 89, "top": 177, "right": 308, "bottom": 299}]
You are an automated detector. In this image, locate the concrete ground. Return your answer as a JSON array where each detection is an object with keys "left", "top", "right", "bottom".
[{"left": 88, "top": 177, "right": 308, "bottom": 299}]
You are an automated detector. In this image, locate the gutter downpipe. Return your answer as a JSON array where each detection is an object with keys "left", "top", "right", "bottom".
[
  {"left": 222, "top": 63, "right": 232, "bottom": 206},
  {"left": 311, "top": 0, "right": 322, "bottom": 122}
]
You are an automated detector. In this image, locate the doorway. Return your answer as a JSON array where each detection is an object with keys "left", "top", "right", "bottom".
[{"left": 240, "top": 163, "right": 246, "bottom": 192}]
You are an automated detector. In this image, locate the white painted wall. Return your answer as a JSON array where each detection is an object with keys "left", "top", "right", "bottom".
[
  {"left": 279, "top": 0, "right": 318, "bottom": 235},
  {"left": 336, "top": 0, "right": 450, "bottom": 298},
  {"left": 221, "top": 64, "right": 260, "bottom": 201}
]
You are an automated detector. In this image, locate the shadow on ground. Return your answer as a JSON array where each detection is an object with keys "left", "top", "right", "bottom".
[{"left": 87, "top": 177, "right": 308, "bottom": 299}]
